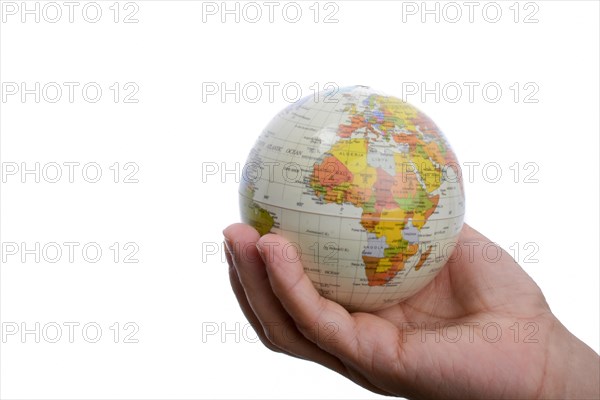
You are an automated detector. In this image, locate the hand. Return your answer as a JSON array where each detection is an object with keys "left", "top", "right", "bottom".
[{"left": 223, "top": 223, "right": 600, "bottom": 399}]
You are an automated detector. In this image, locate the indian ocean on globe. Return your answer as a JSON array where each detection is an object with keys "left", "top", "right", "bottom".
[{"left": 239, "top": 85, "right": 465, "bottom": 312}]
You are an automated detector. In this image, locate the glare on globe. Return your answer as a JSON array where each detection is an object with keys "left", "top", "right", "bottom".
[{"left": 239, "top": 85, "right": 465, "bottom": 312}]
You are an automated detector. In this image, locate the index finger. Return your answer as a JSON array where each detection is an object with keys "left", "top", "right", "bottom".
[{"left": 256, "top": 233, "right": 402, "bottom": 368}]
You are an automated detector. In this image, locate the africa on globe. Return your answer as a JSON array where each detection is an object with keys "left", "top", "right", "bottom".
[{"left": 239, "top": 85, "right": 465, "bottom": 312}]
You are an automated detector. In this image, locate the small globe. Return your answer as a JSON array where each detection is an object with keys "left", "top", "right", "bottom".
[{"left": 239, "top": 85, "right": 465, "bottom": 312}]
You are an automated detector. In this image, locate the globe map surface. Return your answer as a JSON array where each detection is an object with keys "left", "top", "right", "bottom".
[{"left": 240, "top": 86, "right": 465, "bottom": 311}]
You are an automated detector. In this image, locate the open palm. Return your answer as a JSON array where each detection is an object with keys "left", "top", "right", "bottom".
[{"left": 223, "top": 223, "right": 598, "bottom": 399}]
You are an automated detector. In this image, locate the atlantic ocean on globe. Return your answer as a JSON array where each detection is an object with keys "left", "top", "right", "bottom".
[{"left": 239, "top": 85, "right": 465, "bottom": 312}]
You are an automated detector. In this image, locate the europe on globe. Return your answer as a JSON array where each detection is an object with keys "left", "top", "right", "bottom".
[{"left": 239, "top": 85, "right": 465, "bottom": 312}]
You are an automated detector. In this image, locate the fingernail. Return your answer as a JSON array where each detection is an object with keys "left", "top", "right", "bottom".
[{"left": 255, "top": 243, "right": 266, "bottom": 263}]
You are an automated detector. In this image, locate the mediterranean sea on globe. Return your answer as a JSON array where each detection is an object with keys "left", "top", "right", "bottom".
[{"left": 239, "top": 85, "right": 465, "bottom": 312}]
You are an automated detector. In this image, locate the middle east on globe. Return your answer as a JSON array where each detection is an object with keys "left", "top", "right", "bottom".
[{"left": 239, "top": 85, "right": 465, "bottom": 311}]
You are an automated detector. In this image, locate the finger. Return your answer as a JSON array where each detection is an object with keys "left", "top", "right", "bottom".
[
  {"left": 257, "top": 233, "right": 404, "bottom": 374},
  {"left": 223, "top": 224, "right": 351, "bottom": 374},
  {"left": 225, "top": 241, "right": 284, "bottom": 354},
  {"left": 228, "top": 252, "right": 393, "bottom": 398},
  {"left": 225, "top": 224, "right": 396, "bottom": 396}
]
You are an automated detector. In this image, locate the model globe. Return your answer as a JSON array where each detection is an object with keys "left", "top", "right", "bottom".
[{"left": 240, "top": 85, "right": 465, "bottom": 312}]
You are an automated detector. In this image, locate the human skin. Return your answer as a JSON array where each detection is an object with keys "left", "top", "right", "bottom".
[{"left": 223, "top": 222, "right": 600, "bottom": 399}]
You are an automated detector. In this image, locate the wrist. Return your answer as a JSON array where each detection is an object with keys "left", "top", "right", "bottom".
[{"left": 541, "top": 318, "right": 600, "bottom": 399}]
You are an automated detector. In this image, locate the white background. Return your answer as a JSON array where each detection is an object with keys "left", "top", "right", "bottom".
[{"left": 0, "top": 1, "right": 598, "bottom": 399}]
